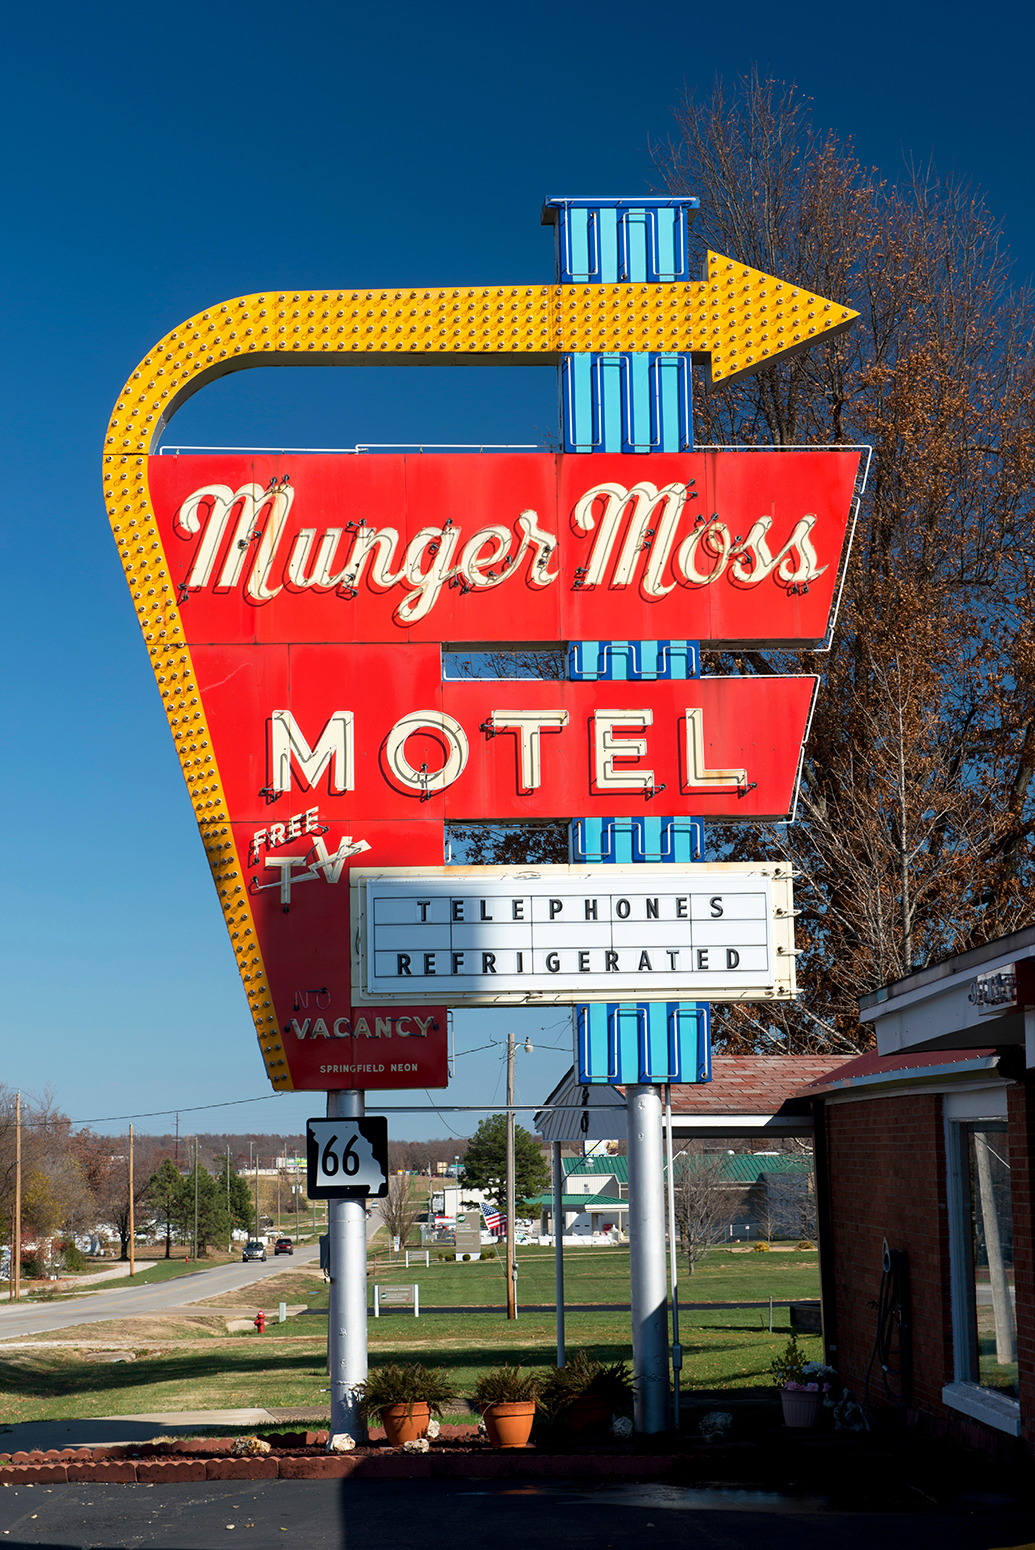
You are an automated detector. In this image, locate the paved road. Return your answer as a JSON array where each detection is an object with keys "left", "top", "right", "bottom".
[
  {"left": 0, "top": 1246, "right": 321, "bottom": 1341},
  {"left": 0, "top": 1477, "right": 1028, "bottom": 1550}
]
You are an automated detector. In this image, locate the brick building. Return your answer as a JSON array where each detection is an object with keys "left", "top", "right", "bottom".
[{"left": 805, "top": 925, "right": 1035, "bottom": 1459}]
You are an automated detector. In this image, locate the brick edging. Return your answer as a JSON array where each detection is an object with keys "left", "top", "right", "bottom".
[{"left": 0, "top": 1451, "right": 678, "bottom": 1485}]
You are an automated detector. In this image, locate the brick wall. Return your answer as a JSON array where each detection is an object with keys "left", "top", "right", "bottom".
[{"left": 824, "top": 1094, "right": 954, "bottom": 1423}]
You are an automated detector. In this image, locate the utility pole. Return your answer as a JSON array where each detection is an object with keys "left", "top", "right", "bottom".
[
  {"left": 506, "top": 1034, "right": 516, "bottom": 1320},
  {"left": 253, "top": 1145, "right": 259, "bottom": 1239},
  {"left": 128, "top": 1125, "right": 135, "bottom": 1278},
  {"left": 226, "top": 1144, "right": 232, "bottom": 1253},
  {"left": 13, "top": 1093, "right": 21, "bottom": 1303},
  {"left": 504, "top": 1036, "right": 534, "bottom": 1320},
  {"left": 194, "top": 1138, "right": 199, "bottom": 1259}
]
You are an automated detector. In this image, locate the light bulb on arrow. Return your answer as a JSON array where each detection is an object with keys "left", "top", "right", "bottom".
[{"left": 106, "top": 253, "right": 858, "bottom": 458}]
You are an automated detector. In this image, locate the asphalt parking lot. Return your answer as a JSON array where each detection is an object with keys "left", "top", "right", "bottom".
[{"left": 0, "top": 1477, "right": 1031, "bottom": 1550}]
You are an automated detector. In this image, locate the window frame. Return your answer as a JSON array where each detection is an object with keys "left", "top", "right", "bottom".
[{"left": 942, "top": 1084, "right": 1020, "bottom": 1436}]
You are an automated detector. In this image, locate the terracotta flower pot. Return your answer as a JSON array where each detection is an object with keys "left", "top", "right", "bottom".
[
  {"left": 482, "top": 1401, "right": 536, "bottom": 1449},
  {"left": 564, "top": 1395, "right": 613, "bottom": 1437},
  {"left": 380, "top": 1401, "right": 431, "bottom": 1447},
  {"left": 780, "top": 1388, "right": 823, "bottom": 1429}
]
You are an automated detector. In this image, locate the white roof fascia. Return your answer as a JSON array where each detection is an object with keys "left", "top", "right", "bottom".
[{"left": 861, "top": 945, "right": 1035, "bottom": 1024}]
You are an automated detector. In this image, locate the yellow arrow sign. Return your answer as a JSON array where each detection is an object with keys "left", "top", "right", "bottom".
[{"left": 106, "top": 252, "right": 857, "bottom": 457}]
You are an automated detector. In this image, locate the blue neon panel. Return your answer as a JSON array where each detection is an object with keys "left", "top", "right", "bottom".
[
  {"left": 599, "top": 206, "right": 618, "bottom": 284},
  {"left": 625, "top": 352, "right": 652, "bottom": 452},
  {"left": 599, "top": 355, "right": 621, "bottom": 451},
  {"left": 625, "top": 210, "right": 648, "bottom": 283},
  {"left": 611, "top": 1006, "right": 643, "bottom": 1081},
  {"left": 655, "top": 208, "right": 675, "bottom": 281},
  {"left": 569, "top": 210, "right": 591, "bottom": 283},
  {"left": 576, "top": 1002, "right": 710, "bottom": 1085}
]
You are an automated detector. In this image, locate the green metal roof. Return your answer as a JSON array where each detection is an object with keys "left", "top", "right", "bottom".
[
  {"left": 524, "top": 1191, "right": 627, "bottom": 1209},
  {"left": 563, "top": 1155, "right": 629, "bottom": 1184},
  {"left": 564, "top": 1152, "right": 809, "bottom": 1186},
  {"left": 674, "top": 1153, "right": 813, "bottom": 1183}
]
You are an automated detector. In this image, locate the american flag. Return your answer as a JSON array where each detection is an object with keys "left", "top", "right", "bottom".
[{"left": 482, "top": 1208, "right": 503, "bottom": 1234}]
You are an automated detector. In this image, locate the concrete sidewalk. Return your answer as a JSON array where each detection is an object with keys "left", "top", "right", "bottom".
[{"left": 0, "top": 1408, "right": 313, "bottom": 1453}]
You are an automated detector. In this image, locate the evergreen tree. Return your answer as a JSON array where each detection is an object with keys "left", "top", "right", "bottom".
[
  {"left": 146, "top": 1159, "right": 183, "bottom": 1259},
  {"left": 172, "top": 1163, "right": 230, "bottom": 1257},
  {"left": 461, "top": 1115, "right": 549, "bottom": 1210},
  {"left": 213, "top": 1155, "right": 255, "bottom": 1237}
]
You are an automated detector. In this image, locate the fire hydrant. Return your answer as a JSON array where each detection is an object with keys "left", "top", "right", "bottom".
[{"left": 254, "top": 1310, "right": 266, "bottom": 1334}]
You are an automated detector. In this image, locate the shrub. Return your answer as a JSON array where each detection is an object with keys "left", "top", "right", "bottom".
[
  {"left": 479, "top": 1250, "right": 495, "bottom": 1261},
  {"left": 472, "top": 1364, "right": 542, "bottom": 1406},
  {"left": 356, "top": 1363, "right": 457, "bottom": 1421},
  {"left": 796, "top": 1240, "right": 816, "bottom": 1251},
  {"left": 61, "top": 1244, "right": 88, "bottom": 1274},
  {"left": 20, "top": 1255, "right": 44, "bottom": 1280},
  {"left": 770, "top": 1335, "right": 806, "bottom": 1387},
  {"left": 538, "top": 1349, "right": 633, "bottom": 1419},
  {"left": 752, "top": 1242, "right": 771, "bottom": 1252}
]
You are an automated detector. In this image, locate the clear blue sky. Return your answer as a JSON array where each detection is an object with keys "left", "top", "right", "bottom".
[{"left": 2, "top": 0, "right": 1033, "bottom": 1140}]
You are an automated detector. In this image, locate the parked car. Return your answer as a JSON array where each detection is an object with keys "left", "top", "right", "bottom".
[
  {"left": 242, "top": 1240, "right": 267, "bottom": 1262},
  {"left": 274, "top": 1237, "right": 293, "bottom": 1256}
]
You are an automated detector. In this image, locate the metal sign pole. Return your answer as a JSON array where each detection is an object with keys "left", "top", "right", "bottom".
[
  {"left": 327, "top": 1089, "right": 368, "bottom": 1440},
  {"left": 664, "top": 1085, "right": 681, "bottom": 1429},
  {"left": 553, "top": 1139, "right": 565, "bottom": 1367},
  {"left": 627, "top": 1084, "right": 669, "bottom": 1433},
  {"left": 506, "top": 1033, "right": 517, "bottom": 1319}
]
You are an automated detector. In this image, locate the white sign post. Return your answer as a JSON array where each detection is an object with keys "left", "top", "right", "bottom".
[{"left": 351, "top": 864, "right": 795, "bottom": 1006}]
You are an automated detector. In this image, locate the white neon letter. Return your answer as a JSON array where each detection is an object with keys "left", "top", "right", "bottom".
[
  {"left": 384, "top": 711, "right": 469, "bottom": 795},
  {"left": 489, "top": 710, "right": 568, "bottom": 790},
  {"left": 683, "top": 708, "right": 747, "bottom": 789},
  {"left": 593, "top": 710, "right": 654, "bottom": 790},
  {"left": 270, "top": 710, "right": 354, "bottom": 794}
]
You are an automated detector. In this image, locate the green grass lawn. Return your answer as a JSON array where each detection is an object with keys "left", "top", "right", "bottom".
[
  {"left": 0, "top": 1248, "right": 821, "bottom": 1425},
  {"left": 352, "top": 1244, "right": 820, "bottom": 1308}
]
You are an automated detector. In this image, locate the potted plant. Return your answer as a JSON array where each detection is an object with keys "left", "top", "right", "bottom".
[
  {"left": 770, "top": 1335, "right": 836, "bottom": 1429},
  {"left": 472, "top": 1364, "right": 542, "bottom": 1448},
  {"left": 539, "top": 1349, "right": 634, "bottom": 1438},
  {"left": 357, "top": 1362, "right": 457, "bottom": 1447}
]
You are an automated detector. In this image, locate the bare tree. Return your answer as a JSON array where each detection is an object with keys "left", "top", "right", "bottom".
[
  {"left": 72, "top": 1132, "right": 167, "bottom": 1260},
  {"left": 0, "top": 1089, "right": 94, "bottom": 1260},
  {"left": 378, "top": 1174, "right": 420, "bottom": 1247},
  {"left": 651, "top": 71, "right": 1035, "bottom": 1051},
  {"left": 765, "top": 1170, "right": 818, "bottom": 1245},
  {"left": 672, "top": 1153, "right": 729, "bottom": 1273}
]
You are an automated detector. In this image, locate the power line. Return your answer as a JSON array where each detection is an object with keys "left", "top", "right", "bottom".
[{"left": 71, "top": 1093, "right": 284, "bottom": 1127}]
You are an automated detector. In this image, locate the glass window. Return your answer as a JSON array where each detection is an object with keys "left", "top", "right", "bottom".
[{"left": 954, "top": 1123, "right": 1017, "bottom": 1398}]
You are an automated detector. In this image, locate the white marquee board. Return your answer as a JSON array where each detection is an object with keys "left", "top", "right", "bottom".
[{"left": 350, "top": 864, "right": 796, "bottom": 1006}]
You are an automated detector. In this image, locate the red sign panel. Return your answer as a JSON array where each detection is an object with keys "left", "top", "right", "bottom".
[
  {"left": 196, "top": 644, "right": 814, "bottom": 825},
  {"left": 240, "top": 816, "right": 448, "bottom": 1092},
  {"left": 144, "top": 448, "right": 844, "bottom": 1091},
  {"left": 149, "top": 449, "right": 860, "bottom": 649}
]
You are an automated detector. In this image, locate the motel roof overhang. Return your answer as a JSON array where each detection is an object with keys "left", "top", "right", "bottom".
[
  {"left": 859, "top": 922, "right": 1035, "bottom": 1059},
  {"left": 534, "top": 1056, "right": 853, "bottom": 1143}
]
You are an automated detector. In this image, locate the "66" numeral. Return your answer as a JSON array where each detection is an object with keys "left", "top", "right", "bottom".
[{"left": 321, "top": 1133, "right": 360, "bottom": 1177}]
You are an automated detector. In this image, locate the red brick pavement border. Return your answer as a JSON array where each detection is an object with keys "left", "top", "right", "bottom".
[
  {"left": 0, "top": 1446, "right": 686, "bottom": 1485},
  {"left": 206, "top": 1458, "right": 280, "bottom": 1480}
]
